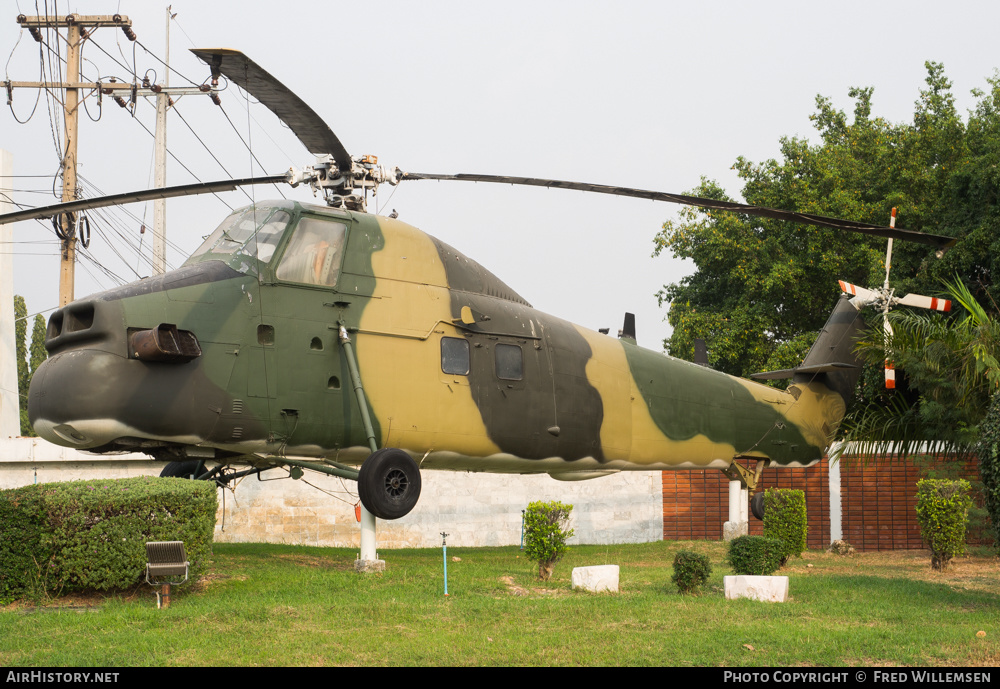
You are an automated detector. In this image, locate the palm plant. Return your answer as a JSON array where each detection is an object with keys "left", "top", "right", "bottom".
[
  {"left": 837, "top": 278, "right": 999, "bottom": 456},
  {"left": 835, "top": 277, "right": 1000, "bottom": 546}
]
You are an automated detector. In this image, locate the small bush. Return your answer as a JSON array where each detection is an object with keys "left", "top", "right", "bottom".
[
  {"left": 915, "top": 479, "right": 972, "bottom": 570},
  {"left": 726, "top": 535, "right": 784, "bottom": 576},
  {"left": 0, "top": 476, "right": 216, "bottom": 603},
  {"left": 762, "top": 488, "right": 807, "bottom": 566},
  {"left": 523, "top": 501, "right": 574, "bottom": 581},
  {"left": 671, "top": 550, "right": 712, "bottom": 594}
]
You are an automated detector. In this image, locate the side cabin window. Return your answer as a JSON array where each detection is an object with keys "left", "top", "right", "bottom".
[
  {"left": 275, "top": 216, "right": 348, "bottom": 287},
  {"left": 495, "top": 343, "right": 523, "bottom": 380},
  {"left": 441, "top": 337, "right": 470, "bottom": 375}
]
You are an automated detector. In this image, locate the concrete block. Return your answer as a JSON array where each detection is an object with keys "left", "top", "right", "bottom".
[
  {"left": 722, "top": 520, "right": 748, "bottom": 541},
  {"left": 355, "top": 559, "right": 385, "bottom": 574},
  {"left": 572, "top": 565, "right": 619, "bottom": 593},
  {"left": 724, "top": 575, "right": 789, "bottom": 602}
]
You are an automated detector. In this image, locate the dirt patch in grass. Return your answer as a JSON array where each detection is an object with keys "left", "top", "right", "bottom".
[
  {"left": 790, "top": 550, "right": 1000, "bottom": 594},
  {"left": 270, "top": 553, "right": 357, "bottom": 571},
  {"left": 6, "top": 584, "right": 146, "bottom": 612},
  {"left": 188, "top": 571, "right": 248, "bottom": 591},
  {"left": 499, "top": 575, "right": 565, "bottom": 597}
]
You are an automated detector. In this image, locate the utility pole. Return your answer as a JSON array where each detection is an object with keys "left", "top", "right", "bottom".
[
  {"left": 152, "top": 7, "right": 172, "bottom": 275},
  {"left": 13, "top": 14, "right": 136, "bottom": 306},
  {"left": 8, "top": 13, "right": 221, "bottom": 299},
  {"left": 59, "top": 19, "right": 81, "bottom": 306}
]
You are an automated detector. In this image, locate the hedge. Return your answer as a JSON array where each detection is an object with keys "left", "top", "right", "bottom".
[{"left": 0, "top": 476, "right": 216, "bottom": 603}]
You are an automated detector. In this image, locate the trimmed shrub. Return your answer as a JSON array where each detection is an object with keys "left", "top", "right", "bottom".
[
  {"left": 0, "top": 476, "right": 216, "bottom": 603},
  {"left": 976, "top": 392, "right": 1000, "bottom": 550},
  {"left": 762, "top": 488, "right": 807, "bottom": 566},
  {"left": 726, "top": 535, "right": 784, "bottom": 576},
  {"left": 523, "top": 501, "right": 574, "bottom": 581},
  {"left": 915, "top": 479, "right": 972, "bottom": 570},
  {"left": 671, "top": 550, "right": 712, "bottom": 594}
]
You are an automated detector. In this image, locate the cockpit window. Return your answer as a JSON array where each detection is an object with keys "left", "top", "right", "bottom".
[
  {"left": 275, "top": 216, "right": 348, "bottom": 287},
  {"left": 184, "top": 205, "right": 291, "bottom": 274}
]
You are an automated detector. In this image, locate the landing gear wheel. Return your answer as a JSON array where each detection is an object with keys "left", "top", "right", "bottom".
[
  {"left": 159, "top": 460, "right": 207, "bottom": 479},
  {"left": 357, "top": 448, "right": 421, "bottom": 520},
  {"left": 751, "top": 491, "right": 765, "bottom": 520}
]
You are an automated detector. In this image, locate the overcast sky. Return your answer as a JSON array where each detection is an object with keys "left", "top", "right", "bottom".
[{"left": 3, "top": 1, "right": 1000, "bottom": 351}]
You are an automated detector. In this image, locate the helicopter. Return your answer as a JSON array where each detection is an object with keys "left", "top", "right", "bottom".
[{"left": 0, "top": 49, "right": 958, "bottom": 522}]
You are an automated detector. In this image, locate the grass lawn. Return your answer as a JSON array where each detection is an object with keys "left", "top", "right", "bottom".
[{"left": 1, "top": 540, "right": 997, "bottom": 667}]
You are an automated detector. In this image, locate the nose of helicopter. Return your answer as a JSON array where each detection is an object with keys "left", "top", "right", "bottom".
[
  {"left": 27, "top": 296, "right": 217, "bottom": 451},
  {"left": 29, "top": 348, "right": 138, "bottom": 449}
]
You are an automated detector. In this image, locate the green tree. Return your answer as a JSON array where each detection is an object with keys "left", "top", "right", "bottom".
[
  {"left": 654, "top": 63, "right": 968, "bottom": 385},
  {"left": 30, "top": 314, "right": 47, "bottom": 377},
  {"left": 14, "top": 295, "right": 29, "bottom": 436},
  {"left": 654, "top": 63, "right": 1000, "bottom": 543},
  {"left": 12, "top": 297, "right": 46, "bottom": 437}
]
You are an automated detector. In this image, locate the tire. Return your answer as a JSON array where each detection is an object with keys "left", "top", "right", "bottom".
[
  {"left": 159, "top": 460, "right": 207, "bottom": 479},
  {"left": 357, "top": 448, "right": 422, "bottom": 520},
  {"left": 750, "top": 491, "right": 765, "bottom": 520}
]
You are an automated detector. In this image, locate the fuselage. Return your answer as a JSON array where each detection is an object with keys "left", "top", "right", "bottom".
[{"left": 29, "top": 200, "right": 848, "bottom": 475}]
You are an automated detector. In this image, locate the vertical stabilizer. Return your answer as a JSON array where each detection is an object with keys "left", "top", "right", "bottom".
[
  {"left": 795, "top": 295, "right": 866, "bottom": 401},
  {"left": 750, "top": 294, "right": 866, "bottom": 402}
]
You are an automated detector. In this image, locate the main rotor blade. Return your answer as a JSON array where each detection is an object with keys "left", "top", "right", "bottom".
[
  {"left": 0, "top": 175, "right": 287, "bottom": 226},
  {"left": 191, "top": 48, "right": 352, "bottom": 174},
  {"left": 400, "top": 172, "right": 957, "bottom": 250}
]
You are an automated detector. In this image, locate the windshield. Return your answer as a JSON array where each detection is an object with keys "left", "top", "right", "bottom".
[{"left": 183, "top": 204, "right": 292, "bottom": 275}]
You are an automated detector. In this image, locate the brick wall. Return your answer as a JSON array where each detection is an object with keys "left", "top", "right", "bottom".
[
  {"left": 839, "top": 458, "right": 924, "bottom": 550},
  {"left": 662, "top": 456, "right": 986, "bottom": 551}
]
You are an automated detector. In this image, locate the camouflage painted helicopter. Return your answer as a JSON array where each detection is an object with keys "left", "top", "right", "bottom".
[{"left": 1, "top": 50, "right": 957, "bottom": 521}]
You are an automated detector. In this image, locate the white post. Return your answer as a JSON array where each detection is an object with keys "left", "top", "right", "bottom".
[
  {"left": 360, "top": 505, "right": 378, "bottom": 563},
  {"left": 723, "top": 479, "right": 748, "bottom": 541},
  {"left": 829, "top": 452, "right": 843, "bottom": 543},
  {"left": 0, "top": 149, "right": 19, "bottom": 437}
]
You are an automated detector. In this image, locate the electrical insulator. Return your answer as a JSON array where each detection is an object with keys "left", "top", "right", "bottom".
[
  {"left": 210, "top": 93, "right": 221, "bottom": 106},
  {"left": 121, "top": 25, "right": 137, "bottom": 41}
]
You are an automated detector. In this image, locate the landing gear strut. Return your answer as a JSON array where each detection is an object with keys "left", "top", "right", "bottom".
[{"left": 721, "top": 459, "right": 766, "bottom": 538}]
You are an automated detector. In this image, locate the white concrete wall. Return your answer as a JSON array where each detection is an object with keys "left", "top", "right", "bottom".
[
  {"left": 0, "top": 149, "right": 18, "bottom": 439},
  {"left": 0, "top": 438, "right": 663, "bottom": 549}
]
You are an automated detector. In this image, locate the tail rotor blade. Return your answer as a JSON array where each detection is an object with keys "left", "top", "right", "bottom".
[
  {"left": 839, "top": 280, "right": 880, "bottom": 305},
  {"left": 896, "top": 293, "right": 952, "bottom": 312},
  {"left": 883, "top": 312, "right": 895, "bottom": 389}
]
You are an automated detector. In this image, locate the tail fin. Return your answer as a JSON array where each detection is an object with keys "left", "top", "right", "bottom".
[{"left": 751, "top": 294, "right": 865, "bottom": 401}]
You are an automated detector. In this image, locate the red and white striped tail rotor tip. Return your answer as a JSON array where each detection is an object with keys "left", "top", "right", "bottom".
[
  {"left": 896, "top": 292, "right": 952, "bottom": 312},
  {"left": 839, "top": 280, "right": 879, "bottom": 302}
]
